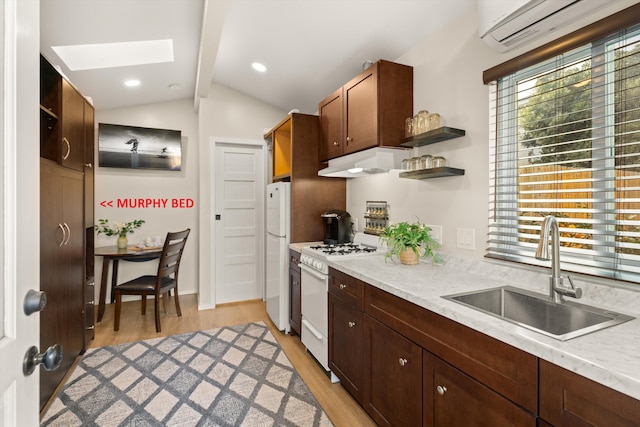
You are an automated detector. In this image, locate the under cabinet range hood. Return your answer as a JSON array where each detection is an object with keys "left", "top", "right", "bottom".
[{"left": 318, "top": 147, "right": 409, "bottom": 178}]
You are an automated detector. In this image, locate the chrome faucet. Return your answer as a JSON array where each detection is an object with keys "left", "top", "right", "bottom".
[{"left": 535, "top": 215, "right": 582, "bottom": 303}]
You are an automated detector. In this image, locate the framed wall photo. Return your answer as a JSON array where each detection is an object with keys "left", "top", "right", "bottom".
[{"left": 98, "top": 123, "right": 182, "bottom": 171}]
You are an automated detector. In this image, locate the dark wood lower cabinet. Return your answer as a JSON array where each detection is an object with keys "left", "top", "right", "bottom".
[
  {"left": 40, "top": 160, "right": 85, "bottom": 410},
  {"left": 363, "top": 315, "right": 422, "bottom": 427},
  {"left": 289, "top": 249, "right": 301, "bottom": 336},
  {"left": 329, "top": 294, "right": 364, "bottom": 404},
  {"left": 423, "top": 351, "right": 535, "bottom": 427},
  {"left": 539, "top": 360, "right": 640, "bottom": 427},
  {"left": 328, "top": 268, "right": 638, "bottom": 427}
]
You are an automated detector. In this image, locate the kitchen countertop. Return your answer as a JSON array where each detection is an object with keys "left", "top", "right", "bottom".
[
  {"left": 289, "top": 241, "right": 322, "bottom": 253},
  {"left": 327, "top": 253, "right": 640, "bottom": 401}
]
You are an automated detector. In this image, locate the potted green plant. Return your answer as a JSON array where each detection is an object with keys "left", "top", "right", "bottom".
[
  {"left": 379, "top": 220, "right": 442, "bottom": 265},
  {"left": 95, "top": 219, "right": 145, "bottom": 249}
]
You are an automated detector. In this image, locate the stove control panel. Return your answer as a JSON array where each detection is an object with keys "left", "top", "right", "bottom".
[{"left": 300, "top": 254, "right": 325, "bottom": 273}]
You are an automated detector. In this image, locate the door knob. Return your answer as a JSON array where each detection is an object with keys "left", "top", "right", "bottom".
[
  {"left": 23, "top": 289, "right": 47, "bottom": 315},
  {"left": 437, "top": 385, "right": 447, "bottom": 395},
  {"left": 399, "top": 357, "right": 408, "bottom": 366},
  {"left": 23, "top": 344, "right": 63, "bottom": 376}
]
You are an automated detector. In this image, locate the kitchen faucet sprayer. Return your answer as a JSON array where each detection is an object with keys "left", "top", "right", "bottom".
[{"left": 535, "top": 215, "right": 583, "bottom": 303}]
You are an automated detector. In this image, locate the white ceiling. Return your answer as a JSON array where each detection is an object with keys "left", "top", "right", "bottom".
[{"left": 40, "top": 0, "right": 474, "bottom": 113}]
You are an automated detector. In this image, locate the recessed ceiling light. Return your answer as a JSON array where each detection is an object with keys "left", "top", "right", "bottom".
[
  {"left": 52, "top": 39, "right": 174, "bottom": 71},
  {"left": 125, "top": 79, "right": 141, "bottom": 87},
  {"left": 251, "top": 62, "right": 267, "bottom": 73}
]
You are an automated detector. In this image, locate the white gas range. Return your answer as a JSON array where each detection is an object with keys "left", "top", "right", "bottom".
[{"left": 298, "top": 233, "right": 383, "bottom": 379}]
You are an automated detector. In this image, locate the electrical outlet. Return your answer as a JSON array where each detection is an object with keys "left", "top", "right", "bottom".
[
  {"left": 426, "top": 224, "right": 443, "bottom": 244},
  {"left": 456, "top": 228, "right": 475, "bottom": 250}
]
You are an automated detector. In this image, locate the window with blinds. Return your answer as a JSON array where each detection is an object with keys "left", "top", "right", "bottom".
[{"left": 488, "top": 24, "right": 640, "bottom": 283}]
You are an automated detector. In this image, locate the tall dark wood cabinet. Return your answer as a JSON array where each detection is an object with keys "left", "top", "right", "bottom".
[
  {"left": 264, "top": 113, "right": 346, "bottom": 243},
  {"left": 84, "top": 102, "right": 95, "bottom": 345},
  {"left": 39, "top": 55, "right": 94, "bottom": 410}
]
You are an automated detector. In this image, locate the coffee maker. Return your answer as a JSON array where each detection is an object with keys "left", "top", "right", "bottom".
[{"left": 321, "top": 210, "right": 352, "bottom": 244}]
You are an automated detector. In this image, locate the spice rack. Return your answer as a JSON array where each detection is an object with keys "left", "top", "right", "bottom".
[{"left": 364, "top": 201, "right": 388, "bottom": 235}]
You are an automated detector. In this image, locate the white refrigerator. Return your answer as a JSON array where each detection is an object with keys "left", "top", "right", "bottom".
[{"left": 265, "top": 182, "right": 291, "bottom": 332}]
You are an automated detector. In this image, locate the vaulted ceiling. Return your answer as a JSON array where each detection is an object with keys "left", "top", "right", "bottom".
[{"left": 40, "top": 0, "right": 474, "bottom": 113}]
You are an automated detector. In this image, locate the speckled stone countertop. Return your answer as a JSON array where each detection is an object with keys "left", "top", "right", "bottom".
[{"left": 327, "top": 253, "right": 640, "bottom": 401}]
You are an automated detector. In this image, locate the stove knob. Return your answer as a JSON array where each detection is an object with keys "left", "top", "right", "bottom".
[{"left": 314, "top": 260, "right": 323, "bottom": 270}]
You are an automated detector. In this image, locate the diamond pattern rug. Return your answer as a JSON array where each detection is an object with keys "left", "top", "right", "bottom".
[{"left": 41, "top": 322, "right": 333, "bottom": 426}]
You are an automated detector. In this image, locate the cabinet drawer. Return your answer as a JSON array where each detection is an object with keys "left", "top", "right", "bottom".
[
  {"left": 364, "top": 285, "right": 537, "bottom": 413},
  {"left": 289, "top": 249, "right": 300, "bottom": 273},
  {"left": 539, "top": 360, "right": 640, "bottom": 426},
  {"left": 329, "top": 267, "right": 363, "bottom": 308}
]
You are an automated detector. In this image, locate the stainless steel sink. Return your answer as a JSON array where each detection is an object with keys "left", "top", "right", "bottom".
[{"left": 443, "top": 286, "right": 634, "bottom": 340}]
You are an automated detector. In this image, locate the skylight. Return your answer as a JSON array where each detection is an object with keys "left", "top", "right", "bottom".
[{"left": 52, "top": 39, "right": 174, "bottom": 71}]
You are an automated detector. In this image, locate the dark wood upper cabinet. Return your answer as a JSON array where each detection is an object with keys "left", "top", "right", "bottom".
[
  {"left": 60, "top": 80, "right": 85, "bottom": 171},
  {"left": 318, "top": 60, "right": 413, "bottom": 161}
]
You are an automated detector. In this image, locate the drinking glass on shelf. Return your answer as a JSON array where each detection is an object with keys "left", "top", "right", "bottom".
[
  {"left": 405, "top": 117, "right": 413, "bottom": 138},
  {"left": 410, "top": 157, "right": 421, "bottom": 170},
  {"left": 420, "top": 154, "right": 433, "bottom": 169},
  {"left": 433, "top": 156, "right": 446, "bottom": 167},
  {"left": 415, "top": 110, "right": 429, "bottom": 135},
  {"left": 428, "top": 113, "right": 441, "bottom": 131}
]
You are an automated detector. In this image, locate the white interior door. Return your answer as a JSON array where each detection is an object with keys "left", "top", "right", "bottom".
[
  {"left": 213, "top": 141, "right": 265, "bottom": 304},
  {"left": 0, "top": 0, "right": 40, "bottom": 425}
]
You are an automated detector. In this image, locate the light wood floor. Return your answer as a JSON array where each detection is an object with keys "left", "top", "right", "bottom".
[{"left": 85, "top": 294, "right": 376, "bottom": 426}]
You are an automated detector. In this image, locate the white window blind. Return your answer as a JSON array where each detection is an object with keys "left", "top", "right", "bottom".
[{"left": 488, "top": 24, "right": 640, "bottom": 283}]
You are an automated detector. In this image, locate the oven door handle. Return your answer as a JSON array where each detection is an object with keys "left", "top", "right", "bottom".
[
  {"left": 302, "top": 318, "right": 324, "bottom": 340},
  {"left": 299, "top": 263, "right": 326, "bottom": 281}
]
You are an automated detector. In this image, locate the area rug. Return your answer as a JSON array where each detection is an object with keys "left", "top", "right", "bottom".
[{"left": 41, "top": 322, "right": 332, "bottom": 426}]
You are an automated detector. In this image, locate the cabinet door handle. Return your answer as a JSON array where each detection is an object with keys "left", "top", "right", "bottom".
[
  {"left": 348, "top": 321, "right": 356, "bottom": 328},
  {"left": 62, "top": 222, "right": 71, "bottom": 245},
  {"left": 292, "top": 281, "right": 299, "bottom": 286},
  {"left": 399, "top": 357, "right": 408, "bottom": 367},
  {"left": 346, "top": 136, "right": 352, "bottom": 142},
  {"left": 62, "top": 137, "right": 71, "bottom": 160},
  {"left": 437, "top": 385, "right": 447, "bottom": 395},
  {"left": 85, "top": 163, "right": 93, "bottom": 168},
  {"left": 333, "top": 141, "right": 339, "bottom": 146},
  {"left": 339, "top": 283, "right": 346, "bottom": 290},
  {"left": 57, "top": 223, "right": 66, "bottom": 247}
]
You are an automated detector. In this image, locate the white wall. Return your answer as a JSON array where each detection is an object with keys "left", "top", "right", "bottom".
[
  {"left": 94, "top": 98, "right": 200, "bottom": 301},
  {"left": 93, "top": 84, "right": 286, "bottom": 310},
  {"left": 197, "top": 83, "right": 285, "bottom": 309},
  {"left": 347, "top": 1, "right": 639, "bottom": 259}
]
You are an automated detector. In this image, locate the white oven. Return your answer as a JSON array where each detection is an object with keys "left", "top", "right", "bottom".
[
  {"left": 299, "top": 263, "right": 330, "bottom": 371},
  {"left": 299, "top": 232, "right": 382, "bottom": 380}
]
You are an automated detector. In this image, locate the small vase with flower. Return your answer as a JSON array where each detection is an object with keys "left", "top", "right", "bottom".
[{"left": 95, "top": 219, "right": 145, "bottom": 249}]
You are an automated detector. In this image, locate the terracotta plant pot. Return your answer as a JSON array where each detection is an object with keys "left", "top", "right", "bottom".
[{"left": 399, "top": 248, "right": 419, "bottom": 265}]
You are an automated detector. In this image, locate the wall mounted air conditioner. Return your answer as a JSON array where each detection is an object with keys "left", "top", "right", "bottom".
[{"left": 478, "top": 0, "right": 608, "bottom": 53}]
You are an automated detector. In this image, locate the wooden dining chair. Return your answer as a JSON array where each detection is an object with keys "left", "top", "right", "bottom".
[{"left": 113, "top": 229, "right": 190, "bottom": 332}]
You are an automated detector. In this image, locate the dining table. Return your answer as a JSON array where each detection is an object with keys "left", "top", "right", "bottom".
[{"left": 94, "top": 245, "right": 163, "bottom": 322}]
